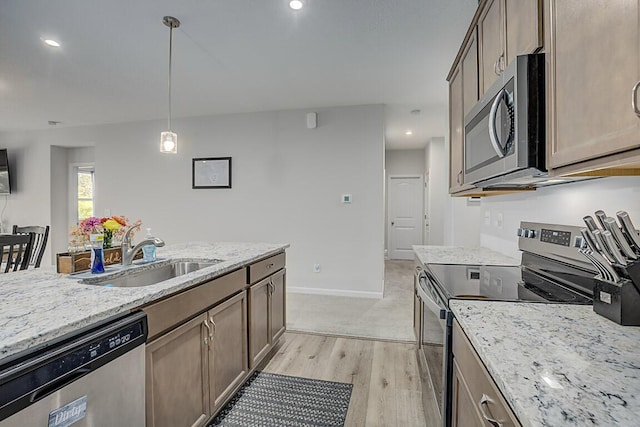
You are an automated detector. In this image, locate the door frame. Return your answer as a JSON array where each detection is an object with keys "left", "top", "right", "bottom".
[{"left": 386, "top": 174, "right": 424, "bottom": 260}]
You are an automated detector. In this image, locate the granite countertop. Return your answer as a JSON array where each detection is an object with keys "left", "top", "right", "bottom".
[
  {"left": 0, "top": 242, "right": 288, "bottom": 361},
  {"left": 450, "top": 300, "right": 640, "bottom": 427},
  {"left": 412, "top": 245, "right": 520, "bottom": 266}
]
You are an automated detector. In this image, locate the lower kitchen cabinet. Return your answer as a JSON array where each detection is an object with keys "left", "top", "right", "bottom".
[
  {"left": 208, "top": 291, "right": 248, "bottom": 412},
  {"left": 452, "top": 319, "right": 521, "bottom": 427},
  {"left": 248, "top": 268, "right": 286, "bottom": 368},
  {"left": 146, "top": 291, "right": 250, "bottom": 427},
  {"left": 146, "top": 314, "right": 210, "bottom": 427}
]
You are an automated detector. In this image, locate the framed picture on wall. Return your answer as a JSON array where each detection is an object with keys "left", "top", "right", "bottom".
[{"left": 192, "top": 157, "right": 232, "bottom": 189}]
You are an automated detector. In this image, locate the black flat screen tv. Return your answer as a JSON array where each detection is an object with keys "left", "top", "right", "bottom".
[{"left": 0, "top": 149, "right": 11, "bottom": 194}]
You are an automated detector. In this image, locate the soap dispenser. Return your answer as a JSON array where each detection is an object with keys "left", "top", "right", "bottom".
[{"left": 142, "top": 228, "right": 157, "bottom": 262}]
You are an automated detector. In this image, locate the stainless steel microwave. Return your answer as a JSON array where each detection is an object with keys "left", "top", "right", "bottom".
[{"left": 464, "top": 53, "right": 545, "bottom": 187}]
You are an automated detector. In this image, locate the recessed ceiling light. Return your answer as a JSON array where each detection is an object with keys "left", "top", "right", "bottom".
[
  {"left": 289, "top": 0, "right": 303, "bottom": 10},
  {"left": 42, "top": 38, "right": 61, "bottom": 47},
  {"left": 410, "top": 109, "right": 421, "bottom": 115},
  {"left": 405, "top": 130, "right": 413, "bottom": 136}
]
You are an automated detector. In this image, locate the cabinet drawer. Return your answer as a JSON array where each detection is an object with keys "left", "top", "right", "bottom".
[
  {"left": 143, "top": 268, "right": 246, "bottom": 341},
  {"left": 247, "top": 252, "right": 285, "bottom": 284},
  {"left": 452, "top": 320, "right": 521, "bottom": 427}
]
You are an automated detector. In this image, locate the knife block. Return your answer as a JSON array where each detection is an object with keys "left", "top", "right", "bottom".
[{"left": 593, "top": 276, "right": 640, "bottom": 326}]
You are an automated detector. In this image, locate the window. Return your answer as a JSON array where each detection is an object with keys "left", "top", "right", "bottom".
[{"left": 77, "top": 166, "right": 94, "bottom": 222}]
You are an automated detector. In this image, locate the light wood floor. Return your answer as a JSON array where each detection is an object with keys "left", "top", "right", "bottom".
[{"left": 263, "top": 332, "right": 441, "bottom": 427}]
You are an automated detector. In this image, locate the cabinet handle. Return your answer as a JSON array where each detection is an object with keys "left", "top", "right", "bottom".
[
  {"left": 203, "top": 319, "right": 212, "bottom": 345},
  {"left": 209, "top": 316, "right": 216, "bottom": 338},
  {"left": 633, "top": 82, "right": 640, "bottom": 117},
  {"left": 266, "top": 263, "right": 274, "bottom": 269},
  {"left": 478, "top": 394, "right": 503, "bottom": 427},
  {"left": 456, "top": 170, "right": 462, "bottom": 185},
  {"left": 494, "top": 53, "right": 505, "bottom": 76}
]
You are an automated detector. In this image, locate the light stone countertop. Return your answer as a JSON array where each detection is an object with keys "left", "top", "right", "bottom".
[
  {"left": 412, "top": 245, "right": 520, "bottom": 266},
  {"left": 450, "top": 300, "right": 640, "bottom": 427},
  {"left": 0, "top": 242, "right": 288, "bottom": 362}
]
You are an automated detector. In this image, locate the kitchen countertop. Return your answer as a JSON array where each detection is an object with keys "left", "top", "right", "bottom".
[
  {"left": 412, "top": 245, "right": 520, "bottom": 266},
  {"left": 450, "top": 300, "right": 640, "bottom": 427},
  {"left": 0, "top": 242, "right": 288, "bottom": 362}
]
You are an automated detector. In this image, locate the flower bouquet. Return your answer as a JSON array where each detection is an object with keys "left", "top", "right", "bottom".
[{"left": 70, "top": 215, "right": 142, "bottom": 249}]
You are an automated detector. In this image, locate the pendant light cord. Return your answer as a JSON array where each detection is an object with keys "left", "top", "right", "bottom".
[{"left": 168, "top": 24, "right": 173, "bottom": 131}]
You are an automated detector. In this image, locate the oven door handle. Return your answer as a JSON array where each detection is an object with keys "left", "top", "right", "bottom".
[{"left": 417, "top": 276, "right": 446, "bottom": 320}]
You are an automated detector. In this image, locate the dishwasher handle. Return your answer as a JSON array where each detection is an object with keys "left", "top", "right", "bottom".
[{"left": 29, "top": 367, "right": 91, "bottom": 403}]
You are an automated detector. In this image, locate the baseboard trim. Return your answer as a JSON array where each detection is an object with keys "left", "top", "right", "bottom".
[{"left": 288, "top": 286, "right": 383, "bottom": 299}]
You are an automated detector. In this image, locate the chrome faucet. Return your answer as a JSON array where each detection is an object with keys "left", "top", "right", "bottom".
[{"left": 121, "top": 225, "right": 165, "bottom": 266}]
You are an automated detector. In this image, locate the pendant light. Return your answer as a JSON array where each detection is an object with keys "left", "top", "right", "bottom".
[{"left": 160, "top": 16, "right": 180, "bottom": 154}]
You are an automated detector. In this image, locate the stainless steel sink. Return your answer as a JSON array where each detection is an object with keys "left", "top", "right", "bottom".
[{"left": 81, "top": 260, "right": 221, "bottom": 287}]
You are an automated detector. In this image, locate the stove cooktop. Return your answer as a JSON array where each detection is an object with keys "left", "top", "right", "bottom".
[{"left": 425, "top": 263, "right": 592, "bottom": 305}]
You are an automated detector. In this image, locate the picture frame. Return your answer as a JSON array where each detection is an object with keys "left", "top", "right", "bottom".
[{"left": 192, "top": 157, "right": 232, "bottom": 189}]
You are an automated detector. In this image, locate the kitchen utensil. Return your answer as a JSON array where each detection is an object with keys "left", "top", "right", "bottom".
[
  {"left": 594, "top": 210, "right": 608, "bottom": 229},
  {"left": 604, "top": 217, "right": 638, "bottom": 260},
  {"left": 592, "top": 229, "right": 617, "bottom": 264},
  {"left": 602, "top": 230, "right": 628, "bottom": 266},
  {"left": 616, "top": 211, "right": 640, "bottom": 252},
  {"left": 580, "top": 228, "right": 599, "bottom": 253},
  {"left": 583, "top": 215, "right": 601, "bottom": 233},
  {"left": 580, "top": 248, "right": 621, "bottom": 284}
]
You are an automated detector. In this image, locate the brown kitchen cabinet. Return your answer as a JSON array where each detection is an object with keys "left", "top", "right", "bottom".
[
  {"left": 248, "top": 267, "right": 286, "bottom": 368},
  {"left": 208, "top": 291, "right": 249, "bottom": 412},
  {"left": 546, "top": 0, "right": 640, "bottom": 174},
  {"left": 452, "top": 319, "right": 521, "bottom": 427},
  {"left": 479, "top": 0, "right": 541, "bottom": 95},
  {"left": 146, "top": 314, "right": 210, "bottom": 427},
  {"left": 449, "top": 30, "right": 479, "bottom": 194}
]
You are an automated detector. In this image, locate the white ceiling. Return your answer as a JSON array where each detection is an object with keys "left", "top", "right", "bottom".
[{"left": 0, "top": 0, "right": 477, "bottom": 149}]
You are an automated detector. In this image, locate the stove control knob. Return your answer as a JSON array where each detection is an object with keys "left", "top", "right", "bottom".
[
  {"left": 517, "top": 228, "right": 524, "bottom": 237},
  {"left": 574, "top": 236, "right": 585, "bottom": 248},
  {"left": 525, "top": 229, "right": 536, "bottom": 238}
]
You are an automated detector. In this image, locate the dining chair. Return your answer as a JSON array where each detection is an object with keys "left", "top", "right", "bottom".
[
  {"left": 0, "top": 234, "right": 33, "bottom": 273},
  {"left": 12, "top": 225, "right": 50, "bottom": 268}
]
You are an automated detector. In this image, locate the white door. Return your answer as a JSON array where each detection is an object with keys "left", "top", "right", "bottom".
[{"left": 388, "top": 175, "right": 423, "bottom": 260}]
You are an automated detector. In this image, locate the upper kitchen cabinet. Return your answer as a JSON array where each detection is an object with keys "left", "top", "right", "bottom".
[
  {"left": 479, "top": 0, "right": 542, "bottom": 95},
  {"left": 449, "top": 31, "right": 479, "bottom": 194},
  {"left": 546, "top": 0, "right": 640, "bottom": 174}
]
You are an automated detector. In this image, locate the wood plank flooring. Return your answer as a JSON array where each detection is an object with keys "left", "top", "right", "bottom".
[{"left": 263, "top": 332, "right": 441, "bottom": 427}]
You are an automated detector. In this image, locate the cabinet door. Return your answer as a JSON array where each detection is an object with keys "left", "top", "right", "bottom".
[
  {"left": 548, "top": 0, "right": 640, "bottom": 169},
  {"left": 209, "top": 291, "right": 249, "bottom": 412},
  {"left": 505, "top": 0, "right": 541, "bottom": 66},
  {"left": 270, "top": 270, "right": 286, "bottom": 343},
  {"left": 451, "top": 361, "right": 484, "bottom": 427},
  {"left": 449, "top": 66, "right": 465, "bottom": 194},
  {"left": 479, "top": 0, "right": 505, "bottom": 94},
  {"left": 248, "top": 276, "right": 271, "bottom": 368},
  {"left": 462, "top": 30, "right": 479, "bottom": 118},
  {"left": 146, "top": 314, "right": 210, "bottom": 427}
]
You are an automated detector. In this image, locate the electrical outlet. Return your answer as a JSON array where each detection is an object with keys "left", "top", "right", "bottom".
[
  {"left": 484, "top": 211, "right": 491, "bottom": 226},
  {"left": 495, "top": 212, "right": 504, "bottom": 229},
  {"left": 313, "top": 264, "right": 321, "bottom": 273}
]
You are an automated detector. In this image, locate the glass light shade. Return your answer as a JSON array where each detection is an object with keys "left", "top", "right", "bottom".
[{"left": 160, "top": 131, "right": 178, "bottom": 153}]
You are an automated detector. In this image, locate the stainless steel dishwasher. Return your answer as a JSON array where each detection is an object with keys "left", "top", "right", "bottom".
[{"left": 0, "top": 311, "right": 147, "bottom": 427}]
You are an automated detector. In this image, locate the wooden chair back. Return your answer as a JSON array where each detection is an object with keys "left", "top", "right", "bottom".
[
  {"left": 0, "top": 234, "right": 33, "bottom": 273},
  {"left": 12, "top": 225, "right": 50, "bottom": 268}
]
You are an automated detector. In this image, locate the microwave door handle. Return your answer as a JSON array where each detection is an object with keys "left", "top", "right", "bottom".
[{"left": 488, "top": 89, "right": 507, "bottom": 158}]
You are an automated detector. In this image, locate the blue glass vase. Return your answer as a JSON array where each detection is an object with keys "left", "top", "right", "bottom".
[{"left": 90, "top": 233, "right": 105, "bottom": 274}]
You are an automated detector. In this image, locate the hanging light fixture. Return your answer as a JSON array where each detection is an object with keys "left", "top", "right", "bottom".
[{"left": 160, "top": 16, "right": 180, "bottom": 154}]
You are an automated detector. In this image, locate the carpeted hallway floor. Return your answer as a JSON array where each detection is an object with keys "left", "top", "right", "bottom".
[{"left": 286, "top": 260, "right": 415, "bottom": 342}]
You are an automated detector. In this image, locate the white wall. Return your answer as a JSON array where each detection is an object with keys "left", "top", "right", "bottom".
[
  {"left": 425, "top": 137, "right": 448, "bottom": 245},
  {"left": 479, "top": 177, "right": 640, "bottom": 259},
  {"left": 0, "top": 105, "right": 386, "bottom": 298},
  {"left": 384, "top": 149, "right": 425, "bottom": 252}
]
